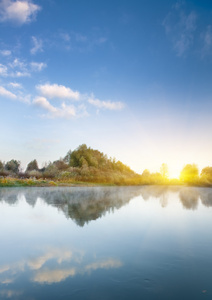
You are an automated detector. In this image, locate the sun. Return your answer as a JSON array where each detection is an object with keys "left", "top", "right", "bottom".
[{"left": 168, "top": 167, "right": 180, "bottom": 179}]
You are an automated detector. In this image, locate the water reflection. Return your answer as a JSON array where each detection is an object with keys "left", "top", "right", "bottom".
[
  {"left": 0, "top": 187, "right": 144, "bottom": 226},
  {"left": 0, "top": 245, "right": 122, "bottom": 285},
  {"left": 179, "top": 188, "right": 199, "bottom": 210},
  {"left": 0, "top": 290, "right": 23, "bottom": 299},
  {"left": 1, "top": 186, "right": 212, "bottom": 225},
  {"left": 0, "top": 186, "right": 212, "bottom": 299}
]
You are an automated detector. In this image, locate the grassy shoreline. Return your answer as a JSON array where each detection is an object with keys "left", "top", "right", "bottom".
[
  {"left": 0, "top": 177, "right": 118, "bottom": 187},
  {"left": 1, "top": 177, "right": 212, "bottom": 188}
]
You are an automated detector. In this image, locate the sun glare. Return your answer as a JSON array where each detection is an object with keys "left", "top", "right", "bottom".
[{"left": 168, "top": 167, "right": 180, "bottom": 179}]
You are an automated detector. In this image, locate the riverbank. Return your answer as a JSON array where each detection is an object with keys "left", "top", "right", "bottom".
[
  {"left": 1, "top": 176, "right": 211, "bottom": 188},
  {"left": 0, "top": 177, "right": 117, "bottom": 187}
]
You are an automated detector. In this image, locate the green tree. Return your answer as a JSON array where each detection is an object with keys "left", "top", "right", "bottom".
[
  {"left": 180, "top": 164, "right": 199, "bottom": 184},
  {"left": 5, "top": 159, "right": 20, "bottom": 174},
  {"left": 43, "top": 163, "right": 59, "bottom": 179},
  {"left": 26, "top": 159, "right": 39, "bottom": 172},
  {"left": 200, "top": 166, "right": 212, "bottom": 183}
]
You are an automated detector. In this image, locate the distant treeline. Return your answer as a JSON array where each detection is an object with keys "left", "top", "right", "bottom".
[{"left": 0, "top": 144, "right": 212, "bottom": 186}]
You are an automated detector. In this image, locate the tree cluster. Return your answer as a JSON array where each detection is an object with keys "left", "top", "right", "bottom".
[{"left": 1, "top": 145, "right": 212, "bottom": 186}]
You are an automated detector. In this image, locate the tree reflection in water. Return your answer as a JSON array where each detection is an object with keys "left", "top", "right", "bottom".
[{"left": 0, "top": 186, "right": 212, "bottom": 226}]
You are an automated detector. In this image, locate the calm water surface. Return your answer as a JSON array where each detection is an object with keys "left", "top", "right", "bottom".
[{"left": 0, "top": 186, "right": 212, "bottom": 299}]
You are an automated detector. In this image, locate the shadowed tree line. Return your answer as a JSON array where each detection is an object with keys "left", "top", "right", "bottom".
[{"left": 1, "top": 144, "right": 212, "bottom": 186}]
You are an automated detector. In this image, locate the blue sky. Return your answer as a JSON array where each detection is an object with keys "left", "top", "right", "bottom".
[{"left": 1, "top": 0, "right": 212, "bottom": 177}]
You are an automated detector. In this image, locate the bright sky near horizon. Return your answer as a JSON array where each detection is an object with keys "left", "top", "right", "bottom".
[{"left": 1, "top": 0, "right": 212, "bottom": 178}]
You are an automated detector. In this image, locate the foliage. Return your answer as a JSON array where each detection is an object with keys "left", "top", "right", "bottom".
[
  {"left": 160, "top": 163, "right": 169, "bottom": 178},
  {"left": 26, "top": 159, "right": 39, "bottom": 172},
  {"left": 28, "top": 170, "right": 42, "bottom": 179},
  {"left": 5, "top": 159, "right": 20, "bottom": 174},
  {"left": 53, "top": 160, "right": 69, "bottom": 171},
  {"left": 63, "top": 150, "right": 72, "bottom": 164},
  {"left": 0, "top": 160, "right": 4, "bottom": 170},
  {"left": 1, "top": 144, "right": 212, "bottom": 187},
  {"left": 142, "top": 169, "right": 150, "bottom": 177},
  {"left": 43, "top": 163, "right": 59, "bottom": 179},
  {"left": 180, "top": 164, "right": 199, "bottom": 184},
  {"left": 66, "top": 144, "right": 134, "bottom": 174},
  {"left": 200, "top": 166, "right": 212, "bottom": 184}
]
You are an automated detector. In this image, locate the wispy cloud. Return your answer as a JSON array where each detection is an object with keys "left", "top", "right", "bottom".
[
  {"left": 0, "top": 290, "right": 23, "bottom": 298},
  {"left": 0, "top": 50, "right": 11, "bottom": 56},
  {"left": 88, "top": 96, "right": 125, "bottom": 110},
  {"left": 0, "top": 86, "right": 17, "bottom": 99},
  {"left": 30, "top": 36, "right": 43, "bottom": 55},
  {"left": 30, "top": 62, "right": 47, "bottom": 72},
  {"left": 32, "top": 258, "right": 122, "bottom": 284},
  {"left": 60, "top": 32, "right": 71, "bottom": 42},
  {"left": 36, "top": 83, "right": 80, "bottom": 100},
  {"left": 0, "top": 85, "right": 30, "bottom": 103},
  {"left": 163, "top": 3, "right": 197, "bottom": 56},
  {"left": 59, "top": 30, "right": 107, "bottom": 52},
  {"left": 0, "top": 0, "right": 41, "bottom": 25},
  {"left": 0, "top": 246, "right": 122, "bottom": 285},
  {"left": 8, "top": 82, "right": 23, "bottom": 89},
  {"left": 28, "top": 249, "right": 72, "bottom": 270},
  {"left": 0, "top": 63, "right": 8, "bottom": 76},
  {"left": 0, "top": 57, "right": 46, "bottom": 78},
  {"left": 201, "top": 25, "right": 212, "bottom": 57},
  {"left": 8, "top": 58, "right": 30, "bottom": 77},
  {"left": 33, "top": 96, "right": 89, "bottom": 119},
  {"left": 85, "top": 259, "right": 122, "bottom": 273},
  {"left": 11, "top": 70, "right": 30, "bottom": 77},
  {"left": 33, "top": 83, "right": 124, "bottom": 118}
]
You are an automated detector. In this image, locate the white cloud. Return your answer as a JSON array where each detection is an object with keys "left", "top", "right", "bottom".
[
  {"left": 0, "top": 0, "right": 41, "bottom": 25},
  {"left": 88, "top": 97, "right": 124, "bottom": 110},
  {"left": 0, "top": 86, "right": 17, "bottom": 99},
  {"left": 30, "top": 62, "right": 47, "bottom": 71},
  {"left": 33, "top": 96, "right": 77, "bottom": 119},
  {"left": 0, "top": 85, "right": 30, "bottom": 103},
  {"left": 0, "top": 50, "right": 11, "bottom": 56},
  {"left": 36, "top": 83, "right": 80, "bottom": 100},
  {"left": 30, "top": 36, "right": 43, "bottom": 54},
  {"left": 33, "top": 96, "right": 57, "bottom": 113},
  {"left": 163, "top": 5, "right": 197, "bottom": 56}
]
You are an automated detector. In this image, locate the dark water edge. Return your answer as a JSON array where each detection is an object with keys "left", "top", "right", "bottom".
[{"left": 0, "top": 186, "right": 212, "bottom": 299}]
